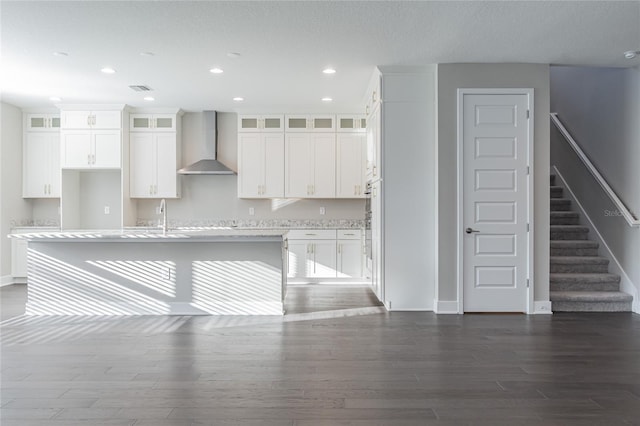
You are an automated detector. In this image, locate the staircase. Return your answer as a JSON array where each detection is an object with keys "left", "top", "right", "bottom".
[{"left": 549, "top": 175, "right": 632, "bottom": 312}]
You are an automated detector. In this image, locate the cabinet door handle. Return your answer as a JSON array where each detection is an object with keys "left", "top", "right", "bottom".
[
  {"left": 87, "top": 154, "right": 91, "bottom": 165},
  {"left": 311, "top": 184, "right": 315, "bottom": 195},
  {"left": 92, "top": 115, "right": 96, "bottom": 126},
  {"left": 338, "top": 244, "right": 342, "bottom": 254},
  {"left": 44, "top": 184, "right": 47, "bottom": 194}
]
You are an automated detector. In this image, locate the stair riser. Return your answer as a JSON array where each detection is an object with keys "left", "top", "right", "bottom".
[
  {"left": 550, "top": 264, "right": 609, "bottom": 273},
  {"left": 552, "top": 301, "right": 632, "bottom": 312},
  {"left": 550, "top": 282, "right": 619, "bottom": 292},
  {"left": 550, "top": 248, "right": 599, "bottom": 256},
  {"left": 550, "top": 217, "right": 581, "bottom": 225},
  {"left": 550, "top": 202, "right": 572, "bottom": 211},
  {"left": 551, "top": 231, "right": 589, "bottom": 240}
]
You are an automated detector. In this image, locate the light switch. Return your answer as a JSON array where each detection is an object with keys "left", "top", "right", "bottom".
[
  {"left": 249, "top": 207, "right": 255, "bottom": 216},
  {"left": 319, "top": 207, "right": 325, "bottom": 215},
  {"left": 104, "top": 206, "right": 110, "bottom": 215}
]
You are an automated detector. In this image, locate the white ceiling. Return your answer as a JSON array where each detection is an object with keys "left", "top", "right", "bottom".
[{"left": 2, "top": 1, "right": 639, "bottom": 113}]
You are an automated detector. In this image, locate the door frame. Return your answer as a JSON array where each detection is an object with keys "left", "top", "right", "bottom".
[{"left": 456, "top": 88, "right": 535, "bottom": 314}]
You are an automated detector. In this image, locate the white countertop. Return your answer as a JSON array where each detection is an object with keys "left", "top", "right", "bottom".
[{"left": 10, "top": 228, "right": 288, "bottom": 243}]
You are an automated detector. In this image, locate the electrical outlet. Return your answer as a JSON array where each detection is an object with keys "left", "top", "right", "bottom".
[
  {"left": 319, "top": 207, "right": 325, "bottom": 215},
  {"left": 249, "top": 207, "right": 255, "bottom": 216},
  {"left": 104, "top": 206, "right": 110, "bottom": 215}
]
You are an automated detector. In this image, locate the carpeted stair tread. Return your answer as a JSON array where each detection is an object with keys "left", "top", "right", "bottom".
[
  {"left": 550, "top": 240, "right": 598, "bottom": 248},
  {"left": 550, "top": 225, "right": 590, "bottom": 240},
  {"left": 550, "top": 199, "right": 572, "bottom": 211},
  {"left": 550, "top": 186, "right": 564, "bottom": 198},
  {"left": 550, "top": 211, "right": 580, "bottom": 225},
  {"left": 550, "top": 273, "right": 621, "bottom": 292},
  {"left": 550, "top": 256, "right": 609, "bottom": 273},
  {"left": 550, "top": 240, "right": 599, "bottom": 256},
  {"left": 550, "top": 256, "right": 609, "bottom": 264}
]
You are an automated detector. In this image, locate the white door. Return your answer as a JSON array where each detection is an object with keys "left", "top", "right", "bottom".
[{"left": 460, "top": 90, "right": 532, "bottom": 312}]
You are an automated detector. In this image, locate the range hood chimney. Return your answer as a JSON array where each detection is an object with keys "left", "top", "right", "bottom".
[{"left": 177, "top": 111, "right": 236, "bottom": 175}]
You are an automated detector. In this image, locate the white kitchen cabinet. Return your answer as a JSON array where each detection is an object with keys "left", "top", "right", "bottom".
[
  {"left": 130, "top": 133, "right": 180, "bottom": 198},
  {"left": 286, "top": 230, "right": 337, "bottom": 279},
  {"left": 238, "top": 115, "right": 284, "bottom": 132},
  {"left": 366, "top": 103, "right": 381, "bottom": 180},
  {"left": 23, "top": 132, "right": 61, "bottom": 197},
  {"left": 61, "top": 110, "right": 122, "bottom": 129},
  {"left": 285, "top": 115, "right": 335, "bottom": 132},
  {"left": 287, "top": 229, "right": 363, "bottom": 280},
  {"left": 336, "top": 133, "right": 366, "bottom": 198},
  {"left": 285, "top": 133, "right": 336, "bottom": 198},
  {"left": 337, "top": 240, "right": 363, "bottom": 278},
  {"left": 337, "top": 115, "right": 366, "bottom": 133},
  {"left": 26, "top": 114, "right": 60, "bottom": 131},
  {"left": 60, "top": 130, "right": 121, "bottom": 169},
  {"left": 238, "top": 133, "right": 285, "bottom": 198},
  {"left": 130, "top": 114, "right": 176, "bottom": 132}
]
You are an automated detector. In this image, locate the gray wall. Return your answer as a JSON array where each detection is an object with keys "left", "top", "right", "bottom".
[
  {"left": 1, "top": 102, "right": 32, "bottom": 279},
  {"left": 136, "top": 112, "right": 364, "bottom": 224},
  {"left": 550, "top": 65, "right": 640, "bottom": 308},
  {"left": 437, "top": 63, "right": 551, "bottom": 308}
]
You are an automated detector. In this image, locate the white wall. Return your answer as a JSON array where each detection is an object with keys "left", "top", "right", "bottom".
[
  {"left": 1, "top": 102, "right": 32, "bottom": 279},
  {"left": 436, "top": 63, "right": 551, "bottom": 310},
  {"left": 379, "top": 66, "right": 437, "bottom": 311},
  {"left": 550, "top": 66, "right": 640, "bottom": 308},
  {"left": 136, "top": 112, "right": 364, "bottom": 224}
]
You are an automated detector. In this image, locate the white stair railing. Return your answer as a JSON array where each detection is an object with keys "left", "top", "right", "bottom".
[{"left": 550, "top": 113, "right": 640, "bottom": 227}]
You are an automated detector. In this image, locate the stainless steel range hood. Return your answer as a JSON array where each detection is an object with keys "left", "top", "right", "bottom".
[{"left": 178, "top": 111, "right": 236, "bottom": 175}]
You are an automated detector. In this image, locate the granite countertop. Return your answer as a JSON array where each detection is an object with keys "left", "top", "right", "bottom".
[{"left": 10, "top": 228, "right": 288, "bottom": 243}]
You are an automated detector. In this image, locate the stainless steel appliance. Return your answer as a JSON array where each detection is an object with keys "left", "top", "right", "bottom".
[{"left": 364, "top": 182, "right": 372, "bottom": 276}]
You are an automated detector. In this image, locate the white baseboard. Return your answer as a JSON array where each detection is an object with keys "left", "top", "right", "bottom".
[
  {"left": 553, "top": 166, "right": 638, "bottom": 313},
  {"left": 434, "top": 300, "right": 459, "bottom": 314},
  {"left": 1, "top": 275, "right": 22, "bottom": 287},
  {"left": 534, "top": 301, "right": 553, "bottom": 314}
]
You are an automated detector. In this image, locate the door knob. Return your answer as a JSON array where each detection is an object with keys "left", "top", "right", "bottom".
[{"left": 465, "top": 228, "right": 480, "bottom": 234}]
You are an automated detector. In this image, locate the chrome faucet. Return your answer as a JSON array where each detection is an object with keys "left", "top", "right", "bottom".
[{"left": 159, "top": 199, "right": 168, "bottom": 235}]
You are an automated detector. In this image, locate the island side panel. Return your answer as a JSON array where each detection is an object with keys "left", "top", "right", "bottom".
[{"left": 26, "top": 240, "right": 284, "bottom": 315}]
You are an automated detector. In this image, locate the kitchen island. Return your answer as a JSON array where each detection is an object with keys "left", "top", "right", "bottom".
[{"left": 13, "top": 229, "right": 288, "bottom": 315}]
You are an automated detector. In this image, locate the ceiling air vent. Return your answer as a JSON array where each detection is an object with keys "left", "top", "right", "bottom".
[{"left": 129, "top": 85, "right": 153, "bottom": 92}]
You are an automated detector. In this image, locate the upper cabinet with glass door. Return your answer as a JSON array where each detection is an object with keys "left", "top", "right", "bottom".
[
  {"left": 285, "top": 115, "right": 335, "bottom": 132},
  {"left": 26, "top": 114, "right": 60, "bottom": 131},
  {"left": 238, "top": 115, "right": 284, "bottom": 132},
  {"left": 130, "top": 114, "right": 177, "bottom": 132},
  {"left": 337, "top": 115, "right": 366, "bottom": 133}
]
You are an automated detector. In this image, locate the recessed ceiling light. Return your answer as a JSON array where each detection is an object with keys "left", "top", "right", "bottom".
[
  {"left": 323, "top": 68, "right": 336, "bottom": 74},
  {"left": 49, "top": 96, "right": 61, "bottom": 102},
  {"left": 227, "top": 52, "right": 241, "bottom": 58},
  {"left": 101, "top": 67, "right": 116, "bottom": 74},
  {"left": 624, "top": 50, "right": 639, "bottom": 59},
  {"left": 53, "top": 51, "right": 68, "bottom": 57},
  {"left": 209, "top": 68, "right": 224, "bottom": 74},
  {"left": 143, "top": 96, "right": 155, "bottom": 101},
  {"left": 233, "top": 97, "right": 244, "bottom": 102},
  {"left": 140, "top": 52, "right": 155, "bottom": 57},
  {"left": 321, "top": 97, "right": 333, "bottom": 102}
]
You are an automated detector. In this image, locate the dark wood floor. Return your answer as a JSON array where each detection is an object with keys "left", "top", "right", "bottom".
[{"left": 1, "top": 284, "right": 640, "bottom": 425}]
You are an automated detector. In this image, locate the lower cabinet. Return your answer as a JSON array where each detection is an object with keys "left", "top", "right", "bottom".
[
  {"left": 287, "top": 229, "right": 363, "bottom": 280},
  {"left": 11, "top": 238, "right": 28, "bottom": 279}
]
